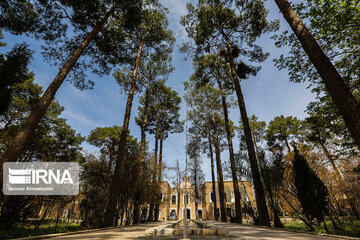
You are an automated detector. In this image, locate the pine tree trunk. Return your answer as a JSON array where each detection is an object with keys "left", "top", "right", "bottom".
[
  {"left": 269, "top": 192, "right": 284, "bottom": 227},
  {"left": 133, "top": 78, "right": 151, "bottom": 224},
  {"left": 0, "top": 6, "right": 116, "bottom": 174},
  {"left": 211, "top": 105, "right": 228, "bottom": 222},
  {"left": 241, "top": 182, "right": 259, "bottom": 224},
  {"left": 157, "top": 116, "right": 164, "bottom": 184},
  {"left": 154, "top": 203, "right": 160, "bottom": 222},
  {"left": 132, "top": 197, "right": 141, "bottom": 224},
  {"left": 284, "top": 138, "right": 291, "bottom": 153},
  {"left": 108, "top": 142, "right": 115, "bottom": 169},
  {"left": 273, "top": 211, "right": 284, "bottom": 228},
  {"left": 132, "top": 157, "right": 144, "bottom": 224},
  {"left": 153, "top": 113, "right": 161, "bottom": 183},
  {"left": 225, "top": 38, "right": 270, "bottom": 226},
  {"left": 274, "top": 0, "right": 360, "bottom": 149},
  {"left": 103, "top": 36, "right": 144, "bottom": 227},
  {"left": 147, "top": 186, "right": 155, "bottom": 221},
  {"left": 216, "top": 78, "right": 242, "bottom": 223},
  {"left": 320, "top": 143, "right": 359, "bottom": 218},
  {"left": 253, "top": 135, "right": 259, "bottom": 155},
  {"left": 208, "top": 127, "right": 219, "bottom": 221},
  {"left": 266, "top": 181, "right": 284, "bottom": 228},
  {"left": 154, "top": 118, "right": 165, "bottom": 221},
  {"left": 140, "top": 78, "right": 151, "bottom": 160},
  {"left": 147, "top": 112, "right": 161, "bottom": 222},
  {"left": 194, "top": 170, "right": 199, "bottom": 220}
]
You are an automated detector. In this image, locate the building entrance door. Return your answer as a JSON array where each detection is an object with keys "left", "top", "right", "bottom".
[
  {"left": 183, "top": 208, "right": 191, "bottom": 219},
  {"left": 198, "top": 210, "right": 202, "bottom": 219}
]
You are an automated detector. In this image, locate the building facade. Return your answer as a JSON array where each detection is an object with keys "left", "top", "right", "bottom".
[{"left": 158, "top": 176, "right": 256, "bottom": 220}]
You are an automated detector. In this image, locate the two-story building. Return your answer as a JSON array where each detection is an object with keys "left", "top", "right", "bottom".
[{"left": 158, "top": 176, "right": 256, "bottom": 220}]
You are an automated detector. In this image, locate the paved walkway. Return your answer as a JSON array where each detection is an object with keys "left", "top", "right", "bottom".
[
  {"left": 47, "top": 220, "right": 357, "bottom": 240},
  {"left": 50, "top": 222, "right": 168, "bottom": 240},
  {"left": 206, "top": 221, "right": 344, "bottom": 240}
]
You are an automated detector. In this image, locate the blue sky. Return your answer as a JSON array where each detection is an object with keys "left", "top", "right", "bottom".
[{"left": 1, "top": 0, "right": 315, "bottom": 183}]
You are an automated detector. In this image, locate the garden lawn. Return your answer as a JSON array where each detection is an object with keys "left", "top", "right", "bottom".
[
  {"left": 0, "top": 222, "right": 81, "bottom": 239},
  {"left": 283, "top": 220, "right": 360, "bottom": 238}
]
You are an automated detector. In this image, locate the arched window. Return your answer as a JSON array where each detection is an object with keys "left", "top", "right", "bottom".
[{"left": 170, "top": 209, "right": 176, "bottom": 216}]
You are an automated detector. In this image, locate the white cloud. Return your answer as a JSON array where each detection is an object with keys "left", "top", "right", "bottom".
[
  {"left": 61, "top": 110, "right": 99, "bottom": 130},
  {"left": 160, "top": 0, "right": 192, "bottom": 43}
]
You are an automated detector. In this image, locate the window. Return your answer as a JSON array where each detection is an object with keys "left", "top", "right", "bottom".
[
  {"left": 161, "top": 191, "right": 164, "bottom": 201},
  {"left": 231, "top": 190, "right": 235, "bottom": 202},
  {"left": 183, "top": 194, "right": 189, "bottom": 204},
  {"left": 198, "top": 209, "right": 202, "bottom": 218},
  {"left": 210, "top": 191, "right": 215, "bottom": 203},
  {"left": 171, "top": 195, "right": 176, "bottom": 204},
  {"left": 170, "top": 209, "right": 176, "bottom": 216}
]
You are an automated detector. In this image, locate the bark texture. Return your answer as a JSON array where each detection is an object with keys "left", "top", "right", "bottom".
[
  {"left": 217, "top": 78, "right": 242, "bottom": 223},
  {"left": 133, "top": 78, "right": 151, "bottom": 224},
  {"left": 211, "top": 105, "right": 228, "bottom": 222},
  {"left": 208, "top": 128, "right": 219, "bottom": 221},
  {"left": 0, "top": 7, "right": 116, "bottom": 174},
  {"left": 147, "top": 111, "right": 161, "bottom": 222},
  {"left": 103, "top": 37, "right": 144, "bottom": 227},
  {"left": 225, "top": 39, "right": 270, "bottom": 226},
  {"left": 274, "top": 0, "right": 360, "bottom": 149},
  {"left": 154, "top": 117, "right": 165, "bottom": 221},
  {"left": 139, "top": 78, "right": 151, "bottom": 160}
]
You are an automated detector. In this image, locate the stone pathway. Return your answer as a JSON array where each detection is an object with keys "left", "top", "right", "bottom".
[
  {"left": 50, "top": 222, "right": 168, "bottom": 240},
  {"left": 47, "top": 220, "right": 358, "bottom": 240}
]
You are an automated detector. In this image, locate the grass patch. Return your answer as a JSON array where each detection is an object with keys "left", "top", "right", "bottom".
[
  {"left": 283, "top": 219, "right": 360, "bottom": 238},
  {"left": 283, "top": 220, "right": 312, "bottom": 231},
  {"left": 0, "top": 222, "right": 81, "bottom": 239}
]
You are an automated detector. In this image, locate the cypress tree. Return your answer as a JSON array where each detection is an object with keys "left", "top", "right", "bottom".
[{"left": 293, "top": 146, "right": 329, "bottom": 229}]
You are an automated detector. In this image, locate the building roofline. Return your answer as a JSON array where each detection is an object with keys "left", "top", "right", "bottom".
[
  {"left": 204, "top": 180, "right": 250, "bottom": 183},
  {"left": 160, "top": 180, "right": 252, "bottom": 187}
]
